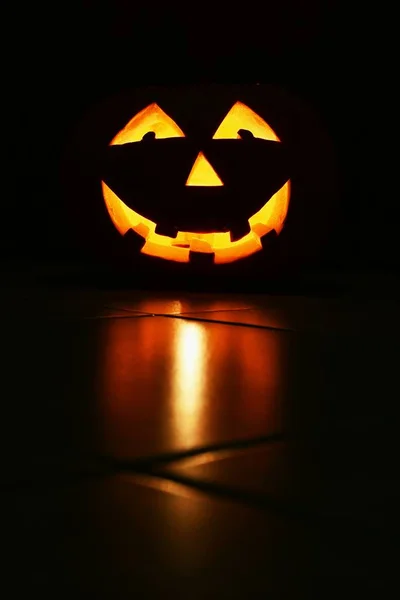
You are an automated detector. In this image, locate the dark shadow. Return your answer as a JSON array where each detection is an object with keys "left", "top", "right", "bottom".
[{"left": 98, "top": 134, "right": 291, "bottom": 234}]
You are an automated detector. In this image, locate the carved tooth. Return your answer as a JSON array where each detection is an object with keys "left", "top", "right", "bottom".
[
  {"left": 189, "top": 251, "right": 215, "bottom": 265},
  {"left": 154, "top": 223, "right": 178, "bottom": 238},
  {"left": 237, "top": 129, "right": 254, "bottom": 140},
  {"left": 142, "top": 131, "right": 156, "bottom": 141},
  {"left": 229, "top": 221, "right": 251, "bottom": 242}
]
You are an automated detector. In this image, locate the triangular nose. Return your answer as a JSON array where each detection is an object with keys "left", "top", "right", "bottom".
[{"left": 185, "top": 152, "right": 224, "bottom": 186}]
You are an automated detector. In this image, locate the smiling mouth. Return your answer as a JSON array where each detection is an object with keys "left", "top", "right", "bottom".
[{"left": 100, "top": 136, "right": 291, "bottom": 237}]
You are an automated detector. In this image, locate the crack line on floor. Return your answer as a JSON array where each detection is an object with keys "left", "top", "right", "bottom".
[
  {"left": 1, "top": 433, "right": 284, "bottom": 492},
  {"left": 156, "top": 313, "right": 295, "bottom": 333}
]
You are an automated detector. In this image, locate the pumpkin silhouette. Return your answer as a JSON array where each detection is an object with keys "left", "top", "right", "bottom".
[{"left": 63, "top": 84, "right": 335, "bottom": 283}]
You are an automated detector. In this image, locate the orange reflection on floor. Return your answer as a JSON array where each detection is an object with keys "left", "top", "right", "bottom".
[
  {"left": 97, "top": 318, "right": 174, "bottom": 455},
  {"left": 237, "top": 328, "right": 284, "bottom": 431},
  {"left": 97, "top": 316, "right": 285, "bottom": 457},
  {"left": 170, "top": 321, "right": 208, "bottom": 447}
]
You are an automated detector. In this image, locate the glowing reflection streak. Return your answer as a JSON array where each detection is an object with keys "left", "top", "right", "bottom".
[{"left": 171, "top": 322, "right": 207, "bottom": 447}]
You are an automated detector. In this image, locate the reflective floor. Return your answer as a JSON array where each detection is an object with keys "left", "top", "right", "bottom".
[{"left": 2, "top": 280, "right": 399, "bottom": 597}]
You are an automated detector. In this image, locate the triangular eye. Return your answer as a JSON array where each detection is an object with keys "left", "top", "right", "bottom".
[
  {"left": 110, "top": 103, "right": 185, "bottom": 145},
  {"left": 212, "top": 101, "right": 280, "bottom": 141}
]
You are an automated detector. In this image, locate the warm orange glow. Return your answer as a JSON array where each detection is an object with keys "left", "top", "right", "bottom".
[
  {"left": 171, "top": 321, "right": 207, "bottom": 446},
  {"left": 212, "top": 101, "right": 280, "bottom": 141},
  {"left": 98, "top": 317, "right": 283, "bottom": 454},
  {"left": 185, "top": 152, "right": 224, "bottom": 187},
  {"left": 111, "top": 102, "right": 185, "bottom": 144},
  {"left": 101, "top": 101, "right": 290, "bottom": 263}
]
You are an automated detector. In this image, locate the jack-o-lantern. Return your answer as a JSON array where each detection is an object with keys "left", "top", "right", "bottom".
[
  {"left": 101, "top": 101, "right": 291, "bottom": 264},
  {"left": 63, "top": 84, "right": 335, "bottom": 283}
]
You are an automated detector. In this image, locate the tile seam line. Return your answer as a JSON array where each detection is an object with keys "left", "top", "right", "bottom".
[
  {"left": 155, "top": 312, "right": 296, "bottom": 333},
  {"left": 104, "top": 305, "right": 257, "bottom": 315}
]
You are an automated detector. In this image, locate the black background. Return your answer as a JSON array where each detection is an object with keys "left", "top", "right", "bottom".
[{"left": 5, "top": 1, "right": 395, "bottom": 275}]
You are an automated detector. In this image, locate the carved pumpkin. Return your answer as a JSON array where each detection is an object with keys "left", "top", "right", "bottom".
[
  {"left": 101, "top": 101, "right": 291, "bottom": 264},
  {"left": 63, "top": 84, "right": 335, "bottom": 280}
]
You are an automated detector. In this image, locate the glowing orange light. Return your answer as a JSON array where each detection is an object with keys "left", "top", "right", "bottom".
[
  {"left": 213, "top": 101, "right": 280, "bottom": 142},
  {"left": 185, "top": 152, "right": 223, "bottom": 187},
  {"left": 171, "top": 321, "right": 208, "bottom": 446},
  {"left": 101, "top": 101, "right": 290, "bottom": 263},
  {"left": 99, "top": 316, "right": 283, "bottom": 453},
  {"left": 111, "top": 102, "right": 185, "bottom": 144}
]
